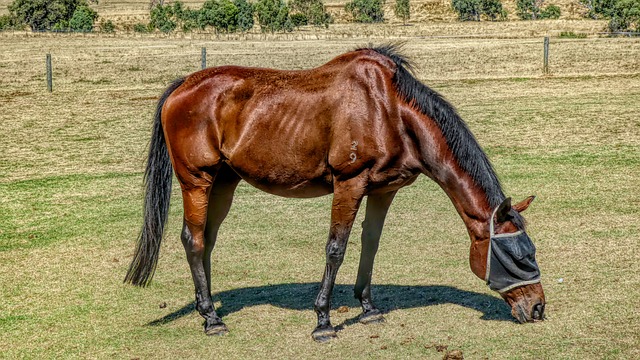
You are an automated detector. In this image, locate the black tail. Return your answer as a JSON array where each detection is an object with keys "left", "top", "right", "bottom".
[{"left": 125, "top": 78, "right": 185, "bottom": 287}]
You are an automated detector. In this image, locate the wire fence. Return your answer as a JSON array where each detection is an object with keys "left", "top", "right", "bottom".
[{"left": 0, "top": 33, "right": 639, "bottom": 94}]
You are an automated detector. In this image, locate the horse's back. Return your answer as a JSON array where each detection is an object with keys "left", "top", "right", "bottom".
[{"left": 162, "top": 50, "right": 418, "bottom": 197}]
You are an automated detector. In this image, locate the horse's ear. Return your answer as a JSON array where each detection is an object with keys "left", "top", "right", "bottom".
[
  {"left": 496, "top": 197, "right": 513, "bottom": 223},
  {"left": 513, "top": 196, "right": 535, "bottom": 213}
]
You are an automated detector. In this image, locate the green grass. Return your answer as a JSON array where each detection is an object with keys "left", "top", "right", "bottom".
[
  {"left": 0, "top": 35, "right": 639, "bottom": 359},
  {"left": 559, "top": 31, "right": 588, "bottom": 38}
]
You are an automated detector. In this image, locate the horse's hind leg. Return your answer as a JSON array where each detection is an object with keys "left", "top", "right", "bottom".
[
  {"left": 203, "top": 165, "right": 241, "bottom": 298},
  {"left": 354, "top": 191, "right": 397, "bottom": 324},
  {"left": 179, "top": 172, "right": 228, "bottom": 335}
]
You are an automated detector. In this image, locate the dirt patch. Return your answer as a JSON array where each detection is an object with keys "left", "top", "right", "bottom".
[{"left": 443, "top": 350, "right": 464, "bottom": 360}]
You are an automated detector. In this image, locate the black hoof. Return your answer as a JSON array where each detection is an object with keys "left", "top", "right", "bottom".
[
  {"left": 359, "top": 310, "right": 385, "bottom": 324},
  {"left": 205, "top": 323, "right": 229, "bottom": 336},
  {"left": 311, "top": 326, "right": 337, "bottom": 342}
]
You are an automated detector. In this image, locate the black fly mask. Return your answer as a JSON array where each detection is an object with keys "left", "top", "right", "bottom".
[{"left": 485, "top": 206, "right": 541, "bottom": 293}]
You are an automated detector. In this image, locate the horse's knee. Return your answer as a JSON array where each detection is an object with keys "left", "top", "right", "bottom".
[{"left": 326, "top": 240, "right": 346, "bottom": 265}]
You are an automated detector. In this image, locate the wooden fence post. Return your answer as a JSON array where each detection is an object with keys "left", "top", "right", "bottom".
[
  {"left": 201, "top": 47, "right": 206, "bottom": 70},
  {"left": 46, "top": 53, "right": 52, "bottom": 92},
  {"left": 543, "top": 37, "right": 549, "bottom": 75}
]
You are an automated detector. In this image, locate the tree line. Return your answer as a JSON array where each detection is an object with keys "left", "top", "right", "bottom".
[{"left": 0, "top": 0, "right": 637, "bottom": 33}]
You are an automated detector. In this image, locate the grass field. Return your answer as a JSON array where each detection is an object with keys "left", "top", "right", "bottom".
[{"left": 0, "top": 28, "right": 639, "bottom": 359}]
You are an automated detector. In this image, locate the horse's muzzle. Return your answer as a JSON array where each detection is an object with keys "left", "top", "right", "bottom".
[
  {"left": 532, "top": 302, "right": 545, "bottom": 321},
  {"left": 512, "top": 301, "right": 545, "bottom": 323}
]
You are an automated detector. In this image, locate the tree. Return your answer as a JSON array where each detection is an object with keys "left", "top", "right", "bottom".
[
  {"left": 452, "top": 0, "right": 480, "bottom": 21},
  {"left": 480, "top": 0, "right": 506, "bottom": 20},
  {"left": 234, "top": 0, "right": 254, "bottom": 32},
  {"left": 200, "top": 0, "right": 241, "bottom": 33},
  {"left": 171, "top": 1, "right": 200, "bottom": 32},
  {"left": 8, "top": 0, "right": 96, "bottom": 31},
  {"left": 395, "top": 0, "right": 410, "bottom": 24},
  {"left": 609, "top": 0, "right": 640, "bottom": 32},
  {"left": 581, "top": 0, "right": 639, "bottom": 32},
  {"left": 150, "top": 2, "right": 177, "bottom": 32},
  {"left": 452, "top": 0, "right": 506, "bottom": 21},
  {"left": 69, "top": 4, "right": 98, "bottom": 32},
  {"left": 0, "top": 14, "right": 23, "bottom": 30},
  {"left": 517, "top": 0, "right": 563, "bottom": 20},
  {"left": 516, "top": 0, "right": 543, "bottom": 19},
  {"left": 254, "top": 0, "right": 293, "bottom": 33},
  {"left": 345, "top": 0, "right": 385, "bottom": 23},
  {"left": 580, "top": 0, "right": 617, "bottom": 19},
  {"left": 289, "top": 0, "right": 333, "bottom": 27}
]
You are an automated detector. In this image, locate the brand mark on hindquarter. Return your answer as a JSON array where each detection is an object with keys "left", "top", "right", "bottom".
[{"left": 349, "top": 141, "right": 358, "bottom": 163}]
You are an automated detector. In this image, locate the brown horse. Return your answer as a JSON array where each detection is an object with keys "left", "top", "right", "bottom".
[{"left": 125, "top": 45, "right": 545, "bottom": 341}]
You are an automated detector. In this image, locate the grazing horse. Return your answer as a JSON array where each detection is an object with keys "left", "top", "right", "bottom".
[{"left": 125, "top": 45, "right": 545, "bottom": 341}]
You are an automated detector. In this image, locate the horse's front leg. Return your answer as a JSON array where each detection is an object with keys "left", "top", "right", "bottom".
[
  {"left": 312, "top": 178, "right": 365, "bottom": 342},
  {"left": 354, "top": 191, "right": 397, "bottom": 324}
]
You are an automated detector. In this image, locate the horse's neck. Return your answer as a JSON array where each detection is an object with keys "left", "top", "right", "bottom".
[{"left": 404, "top": 109, "right": 493, "bottom": 240}]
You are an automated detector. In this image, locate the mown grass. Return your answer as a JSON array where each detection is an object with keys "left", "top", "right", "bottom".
[{"left": 0, "top": 33, "right": 639, "bottom": 359}]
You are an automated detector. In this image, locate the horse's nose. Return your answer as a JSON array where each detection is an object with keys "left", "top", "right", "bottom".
[{"left": 532, "top": 303, "right": 545, "bottom": 321}]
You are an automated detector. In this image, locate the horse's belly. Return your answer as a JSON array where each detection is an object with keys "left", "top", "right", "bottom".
[
  {"left": 226, "top": 161, "right": 333, "bottom": 198},
  {"left": 243, "top": 178, "right": 333, "bottom": 198}
]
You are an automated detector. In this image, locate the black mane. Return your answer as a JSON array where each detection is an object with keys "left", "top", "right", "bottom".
[{"left": 365, "top": 44, "right": 524, "bottom": 226}]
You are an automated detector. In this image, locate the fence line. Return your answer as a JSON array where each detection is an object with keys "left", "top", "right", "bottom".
[
  {"left": 1, "top": 36, "right": 636, "bottom": 93},
  {"left": 8, "top": 37, "right": 633, "bottom": 65},
  {"left": 36, "top": 39, "right": 556, "bottom": 93}
]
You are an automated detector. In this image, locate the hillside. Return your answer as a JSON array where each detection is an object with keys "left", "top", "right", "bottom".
[{"left": 0, "top": 0, "right": 590, "bottom": 24}]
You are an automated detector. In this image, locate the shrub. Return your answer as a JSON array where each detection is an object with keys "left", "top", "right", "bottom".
[
  {"left": 395, "top": 0, "right": 410, "bottom": 24},
  {"left": 290, "top": 13, "right": 309, "bottom": 27},
  {"left": 345, "top": 0, "right": 385, "bottom": 23},
  {"left": 52, "top": 20, "right": 69, "bottom": 31},
  {"left": 559, "top": 31, "right": 587, "bottom": 38},
  {"left": 100, "top": 19, "right": 116, "bottom": 33},
  {"left": 540, "top": 4, "right": 561, "bottom": 18},
  {"left": 133, "top": 22, "right": 150, "bottom": 33},
  {"left": 69, "top": 4, "right": 98, "bottom": 32},
  {"left": 254, "top": 0, "right": 293, "bottom": 33},
  {"left": 290, "top": 0, "right": 332, "bottom": 28}
]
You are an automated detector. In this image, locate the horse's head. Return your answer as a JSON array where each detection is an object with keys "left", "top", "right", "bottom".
[{"left": 470, "top": 196, "right": 545, "bottom": 323}]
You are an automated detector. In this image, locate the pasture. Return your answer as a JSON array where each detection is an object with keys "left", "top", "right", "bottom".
[{"left": 0, "top": 29, "right": 639, "bottom": 358}]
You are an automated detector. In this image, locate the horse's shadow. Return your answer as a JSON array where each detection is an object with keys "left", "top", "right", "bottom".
[{"left": 148, "top": 283, "right": 514, "bottom": 327}]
